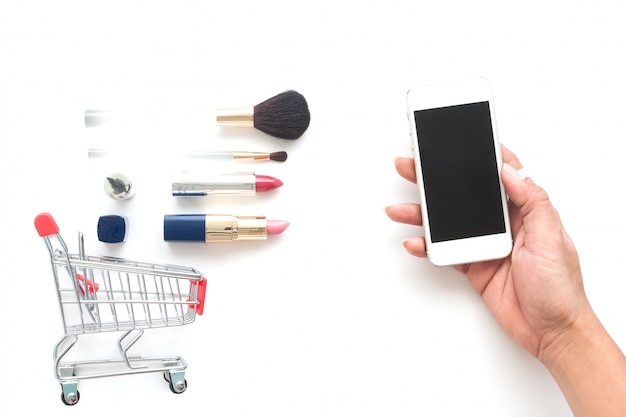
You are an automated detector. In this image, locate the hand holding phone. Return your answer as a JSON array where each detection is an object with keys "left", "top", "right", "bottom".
[{"left": 406, "top": 77, "right": 512, "bottom": 266}]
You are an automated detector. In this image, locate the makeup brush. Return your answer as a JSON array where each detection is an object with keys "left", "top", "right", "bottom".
[
  {"left": 216, "top": 90, "right": 311, "bottom": 140},
  {"left": 88, "top": 148, "right": 288, "bottom": 162}
]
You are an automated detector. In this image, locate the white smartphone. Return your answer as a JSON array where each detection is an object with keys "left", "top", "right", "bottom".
[{"left": 406, "top": 77, "right": 512, "bottom": 266}]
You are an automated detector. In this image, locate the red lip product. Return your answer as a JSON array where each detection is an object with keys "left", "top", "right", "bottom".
[
  {"left": 172, "top": 173, "right": 283, "bottom": 196},
  {"left": 164, "top": 214, "right": 289, "bottom": 242}
]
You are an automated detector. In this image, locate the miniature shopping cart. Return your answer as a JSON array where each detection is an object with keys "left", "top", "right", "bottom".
[{"left": 35, "top": 213, "right": 207, "bottom": 405}]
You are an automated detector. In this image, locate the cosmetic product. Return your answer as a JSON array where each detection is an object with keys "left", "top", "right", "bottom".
[
  {"left": 216, "top": 90, "right": 310, "bottom": 139},
  {"left": 88, "top": 148, "right": 288, "bottom": 162},
  {"left": 164, "top": 214, "right": 289, "bottom": 242},
  {"left": 172, "top": 173, "right": 283, "bottom": 196},
  {"left": 85, "top": 89, "right": 310, "bottom": 140},
  {"left": 104, "top": 173, "right": 135, "bottom": 200},
  {"left": 97, "top": 215, "right": 128, "bottom": 243}
]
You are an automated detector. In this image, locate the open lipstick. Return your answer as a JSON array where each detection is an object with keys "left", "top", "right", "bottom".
[
  {"left": 172, "top": 173, "right": 283, "bottom": 196},
  {"left": 164, "top": 214, "right": 289, "bottom": 242}
]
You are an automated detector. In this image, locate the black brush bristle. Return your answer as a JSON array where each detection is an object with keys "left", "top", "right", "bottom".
[
  {"left": 253, "top": 90, "right": 310, "bottom": 140},
  {"left": 269, "top": 151, "right": 288, "bottom": 162}
]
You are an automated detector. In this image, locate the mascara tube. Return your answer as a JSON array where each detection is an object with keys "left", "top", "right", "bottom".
[{"left": 164, "top": 214, "right": 289, "bottom": 242}]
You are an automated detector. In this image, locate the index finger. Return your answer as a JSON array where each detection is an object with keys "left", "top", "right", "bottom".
[{"left": 394, "top": 157, "right": 417, "bottom": 184}]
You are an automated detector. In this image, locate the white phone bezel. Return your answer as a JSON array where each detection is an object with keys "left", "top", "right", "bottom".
[{"left": 406, "top": 77, "right": 512, "bottom": 267}]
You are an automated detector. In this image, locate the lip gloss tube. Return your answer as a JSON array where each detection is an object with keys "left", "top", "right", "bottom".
[
  {"left": 164, "top": 214, "right": 289, "bottom": 242},
  {"left": 172, "top": 173, "right": 283, "bottom": 196}
]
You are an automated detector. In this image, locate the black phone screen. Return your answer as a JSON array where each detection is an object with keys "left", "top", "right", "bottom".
[{"left": 414, "top": 101, "right": 506, "bottom": 243}]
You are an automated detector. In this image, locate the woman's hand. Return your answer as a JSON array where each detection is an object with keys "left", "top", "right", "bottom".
[
  {"left": 385, "top": 145, "right": 626, "bottom": 416},
  {"left": 386, "top": 145, "right": 587, "bottom": 357}
]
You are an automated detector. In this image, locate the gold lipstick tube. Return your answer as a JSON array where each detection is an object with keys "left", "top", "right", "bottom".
[{"left": 204, "top": 215, "right": 267, "bottom": 242}]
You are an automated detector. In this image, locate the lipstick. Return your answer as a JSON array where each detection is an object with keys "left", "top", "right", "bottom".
[
  {"left": 172, "top": 173, "right": 283, "bottom": 196},
  {"left": 164, "top": 214, "right": 289, "bottom": 242}
]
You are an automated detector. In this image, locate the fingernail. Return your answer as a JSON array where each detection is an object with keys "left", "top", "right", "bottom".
[{"left": 503, "top": 163, "right": 528, "bottom": 181}]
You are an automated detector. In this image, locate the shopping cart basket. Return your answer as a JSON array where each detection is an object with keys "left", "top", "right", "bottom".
[{"left": 35, "top": 213, "right": 207, "bottom": 405}]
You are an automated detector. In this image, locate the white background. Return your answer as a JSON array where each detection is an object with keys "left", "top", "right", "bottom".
[{"left": 2, "top": 1, "right": 625, "bottom": 416}]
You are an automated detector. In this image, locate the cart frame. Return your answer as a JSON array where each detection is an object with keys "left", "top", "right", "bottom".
[{"left": 35, "top": 213, "right": 207, "bottom": 405}]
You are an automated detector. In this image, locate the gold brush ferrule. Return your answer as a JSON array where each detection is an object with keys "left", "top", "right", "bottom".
[
  {"left": 216, "top": 108, "right": 254, "bottom": 127},
  {"left": 204, "top": 215, "right": 267, "bottom": 242},
  {"left": 231, "top": 151, "right": 271, "bottom": 161}
]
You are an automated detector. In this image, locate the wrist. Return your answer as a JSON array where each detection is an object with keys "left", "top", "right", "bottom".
[
  {"left": 537, "top": 304, "right": 599, "bottom": 371},
  {"left": 538, "top": 305, "right": 626, "bottom": 416}
]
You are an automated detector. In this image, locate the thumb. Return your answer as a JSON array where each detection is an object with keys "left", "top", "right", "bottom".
[{"left": 501, "top": 163, "right": 549, "bottom": 214}]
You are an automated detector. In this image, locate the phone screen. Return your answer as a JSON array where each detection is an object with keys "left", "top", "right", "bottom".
[{"left": 414, "top": 101, "right": 506, "bottom": 243}]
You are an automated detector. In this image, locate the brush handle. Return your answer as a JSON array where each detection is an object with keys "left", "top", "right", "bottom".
[
  {"left": 85, "top": 107, "right": 212, "bottom": 128},
  {"left": 88, "top": 148, "right": 279, "bottom": 161},
  {"left": 215, "top": 108, "right": 254, "bottom": 127},
  {"left": 88, "top": 148, "right": 234, "bottom": 161}
]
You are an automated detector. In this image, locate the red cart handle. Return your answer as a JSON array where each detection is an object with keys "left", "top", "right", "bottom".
[
  {"left": 35, "top": 213, "right": 60, "bottom": 237},
  {"left": 191, "top": 277, "right": 207, "bottom": 315}
]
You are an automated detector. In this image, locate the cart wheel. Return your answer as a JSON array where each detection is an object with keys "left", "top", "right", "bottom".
[
  {"left": 169, "top": 378, "right": 187, "bottom": 394},
  {"left": 164, "top": 371, "right": 187, "bottom": 394},
  {"left": 61, "top": 390, "right": 80, "bottom": 406}
]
